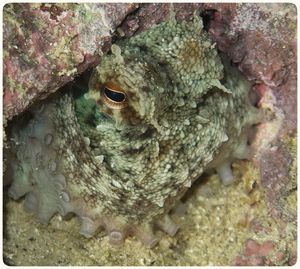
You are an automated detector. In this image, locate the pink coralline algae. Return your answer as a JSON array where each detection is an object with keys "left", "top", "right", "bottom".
[{"left": 3, "top": 3, "right": 138, "bottom": 121}]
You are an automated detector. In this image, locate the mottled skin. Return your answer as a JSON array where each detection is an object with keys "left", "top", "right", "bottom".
[{"left": 5, "top": 14, "right": 261, "bottom": 247}]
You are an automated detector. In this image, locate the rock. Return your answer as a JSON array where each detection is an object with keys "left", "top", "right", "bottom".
[
  {"left": 233, "top": 238, "right": 291, "bottom": 266},
  {"left": 204, "top": 3, "right": 296, "bottom": 136},
  {"left": 200, "top": 4, "right": 296, "bottom": 263},
  {"left": 3, "top": 3, "right": 138, "bottom": 121}
]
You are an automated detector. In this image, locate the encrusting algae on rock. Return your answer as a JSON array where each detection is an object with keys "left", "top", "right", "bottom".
[{"left": 5, "top": 10, "right": 264, "bottom": 248}]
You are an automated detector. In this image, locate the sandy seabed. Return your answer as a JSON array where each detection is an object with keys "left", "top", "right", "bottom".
[{"left": 3, "top": 161, "right": 296, "bottom": 266}]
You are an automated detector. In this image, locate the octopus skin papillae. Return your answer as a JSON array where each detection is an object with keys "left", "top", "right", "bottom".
[{"left": 5, "top": 13, "right": 263, "bottom": 248}]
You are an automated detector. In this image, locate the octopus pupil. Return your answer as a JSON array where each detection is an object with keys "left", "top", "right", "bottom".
[{"left": 104, "top": 88, "right": 125, "bottom": 102}]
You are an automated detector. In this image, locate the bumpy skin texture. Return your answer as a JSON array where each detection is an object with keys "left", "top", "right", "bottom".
[{"left": 6, "top": 14, "right": 261, "bottom": 247}]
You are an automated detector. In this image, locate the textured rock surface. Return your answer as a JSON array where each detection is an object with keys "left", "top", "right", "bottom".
[
  {"left": 203, "top": 3, "right": 297, "bottom": 265},
  {"left": 205, "top": 3, "right": 296, "bottom": 135},
  {"left": 3, "top": 2, "right": 297, "bottom": 266},
  {"left": 3, "top": 3, "right": 138, "bottom": 121}
]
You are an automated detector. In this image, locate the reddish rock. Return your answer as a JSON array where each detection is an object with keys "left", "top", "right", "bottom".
[
  {"left": 202, "top": 4, "right": 296, "bottom": 265},
  {"left": 3, "top": 3, "right": 138, "bottom": 121},
  {"left": 244, "top": 239, "right": 261, "bottom": 256},
  {"left": 288, "top": 255, "right": 297, "bottom": 266},
  {"left": 260, "top": 141, "right": 293, "bottom": 219},
  {"left": 260, "top": 241, "right": 275, "bottom": 256},
  {"left": 205, "top": 3, "right": 296, "bottom": 136},
  {"left": 234, "top": 238, "right": 290, "bottom": 266},
  {"left": 205, "top": 0, "right": 296, "bottom": 241}
]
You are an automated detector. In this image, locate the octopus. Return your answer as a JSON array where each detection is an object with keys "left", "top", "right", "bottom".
[{"left": 4, "top": 11, "right": 263, "bottom": 248}]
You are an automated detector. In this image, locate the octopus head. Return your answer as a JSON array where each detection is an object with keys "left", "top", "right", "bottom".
[{"left": 87, "top": 44, "right": 176, "bottom": 129}]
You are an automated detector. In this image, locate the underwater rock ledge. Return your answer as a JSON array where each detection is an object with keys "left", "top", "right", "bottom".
[{"left": 3, "top": 3, "right": 138, "bottom": 121}]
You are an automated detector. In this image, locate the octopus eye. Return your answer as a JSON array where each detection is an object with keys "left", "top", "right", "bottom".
[
  {"left": 104, "top": 88, "right": 125, "bottom": 102},
  {"left": 101, "top": 82, "right": 128, "bottom": 109}
]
